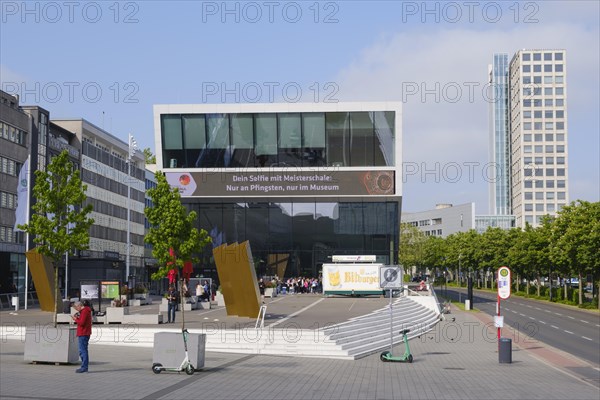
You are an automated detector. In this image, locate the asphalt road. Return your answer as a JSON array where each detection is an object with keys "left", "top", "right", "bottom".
[{"left": 439, "top": 286, "right": 600, "bottom": 367}]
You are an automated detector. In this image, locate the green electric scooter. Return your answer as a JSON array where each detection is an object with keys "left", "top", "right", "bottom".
[
  {"left": 152, "top": 329, "right": 195, "bottom": 375},
  {"left": 380, "top": 329, "right": 413, "bottom": 363}
]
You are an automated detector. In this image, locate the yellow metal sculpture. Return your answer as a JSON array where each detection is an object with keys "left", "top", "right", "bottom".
[
  {"left": 213, "top": 241, "right": 260, "bottom": 318},
  {"left": 25, "top": 248, "right": 57, "bottom": 312}
]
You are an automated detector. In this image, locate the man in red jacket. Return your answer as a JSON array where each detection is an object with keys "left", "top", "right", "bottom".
[{"left": 72, "top": 301, "right": 92, "bottom": 373}]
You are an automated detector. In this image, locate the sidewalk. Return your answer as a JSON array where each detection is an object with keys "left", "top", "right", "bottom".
[{"left": 1, "top": 299, "right": 598, "bottom": 399}]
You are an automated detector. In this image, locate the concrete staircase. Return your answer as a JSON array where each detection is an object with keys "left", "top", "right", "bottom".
[{"left": 2, "top": 294, "right": 442, "bottom": 360}]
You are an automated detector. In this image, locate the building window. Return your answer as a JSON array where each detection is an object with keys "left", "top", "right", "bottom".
[
  {"left": 557, "top": 169, "right": 565, "bottom": 176},
  {"left": 557, "top": 180, "right": 565, "bottom": 188},
  {"left": 545, "top": 134, "right": 553, "bottom": 141},
  {"left": 556, "top": 110, "right": 564, "bottom": 118},
  {"left": 523, "top": 65, "right": 531, "bottom": 73},
  {"left": 522, "top": 53, "right": 531, "bottom": 61},
  {"left": 557, "top": 192, "right": 566, "bottom": 200},
  {"left": 547, "top": 203, "right": 555, "bottom": 212},
  {"left": 546, "top": 180, "right": 554, "bottom": 188},
  {"left": 533, "top": 53, "right": 541, "bottom": 61},
  {"left": 555, "top": 76, "right": 564, "bottom": 84},
  {"left": 536, "top": 204, "right": 544, "bottom": 212},
  {"left": 546, "top": 157, "right": 554, "bottom": 164},
  {"left": 533, "top": 65, "right": 542, "bottom": 73},
  {"left": 556, "top": 122, "right": 565, "bottom": 130},
  {"left": 525, "top": 203, "right": 533, "bottom": 211},
  {"left": 555, "top": 64, "right": 563, "bottom": 72}
]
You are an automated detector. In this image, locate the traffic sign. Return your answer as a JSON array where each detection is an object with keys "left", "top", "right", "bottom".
[
  {"left": 380, "top": 265, "right": 403, "bottom": 289},
  {"left": 497, "top": 266, "right": 511, "bottom": 299}
]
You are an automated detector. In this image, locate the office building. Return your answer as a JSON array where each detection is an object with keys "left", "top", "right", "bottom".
[
  {"left": 489, "top": 49, "right": 569, "bottom": 228},
  {"left": 402, "top": 203, "right": 475, "bottom": 238},
  {"left": 52, "top": 119, "right": 146, "bottom": 294},
  {"left": 488, "top": 53, "right": 512, "bottom": 216},
  {"left": 154, "top": 102, "right": 402, "bottom": 278}
]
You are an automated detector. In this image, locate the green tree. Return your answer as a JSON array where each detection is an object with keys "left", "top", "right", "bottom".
[
  {"left": 18, "top": 150, "right": 94, "bottom": 326},
  {"left": 550, "top": 200, "right": 600, "bottom": 306},
  {"left": 145, "top": 172, "right": 211, "bottom": 326},
  {"left": 399, "top": 223, "right": 427, "bottom": 276},
  {"left": 143, "top": 148, "right": 156, "bottom": 164},
  {"left": 422, "top": 236, "right": 447, "bottom": 284},
  {"left": 478, "top": 227, "right": 510, "bottom": 288}
]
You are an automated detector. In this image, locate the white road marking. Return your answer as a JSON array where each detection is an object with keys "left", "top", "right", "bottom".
[
  {"left": 582, "top": 336, "right": 593, "bottom": 341},
  {"left": 567, "top": 316, "right": 575, "bottom": 320},
  {"left": 564, "top": 330, "right": 574, "bottom": 335},
  {"left": 267, "top": 297, "right": 325, "bottom": 328},
  {"left": 539, "top": 320, "right": 547, "bottom": 324},
  {"left": 534, "top": 307, "right": 541, "bottom": 310},
  {"left": 551, "top": 325, "right": 559, "bottom": 329},
  {"left": 511, "top": 310, "right": 517, "bottom": 313},
  {"left": 554, "top": 313, "right": 563, "bottom": 316},
  {"left": 529, "top": 316, "right": 535, "bottom": 320},
  {"left": 519, "top": 313, "right": 526, "bottom": 317},
  {"left": 580, "top": 320, "right": 589, "bottom": 324}
]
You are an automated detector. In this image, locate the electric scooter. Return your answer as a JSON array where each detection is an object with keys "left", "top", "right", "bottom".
[
  {"left": 152, "top": 328, "right": 195, "bottom": 375},
  {"left": 380, "top": 329, "right": 413, "bottom": 363}
]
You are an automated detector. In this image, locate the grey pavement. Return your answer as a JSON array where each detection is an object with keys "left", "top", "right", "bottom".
[{"left": 1, "top": 296, "right": 599, "bottom": 400}]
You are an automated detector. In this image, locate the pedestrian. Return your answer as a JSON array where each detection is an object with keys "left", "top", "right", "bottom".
[
  {"left": 202, "top": 280, "right": 210, "bottom": 302},
  {"left": 72, "top": 300, "right": 92, "bottom": 373},
  {"left": 258, "top": 278, "right": 265, "bottom": 304},
  {"left": 167, "top": 285, "right": 179, "bottom": 323}
]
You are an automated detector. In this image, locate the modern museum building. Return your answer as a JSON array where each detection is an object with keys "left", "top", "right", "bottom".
[{"left": 153, "top": 102, "right": 402, "bottom": 278}]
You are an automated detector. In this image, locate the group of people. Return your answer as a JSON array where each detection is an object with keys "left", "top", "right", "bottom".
[
  {"left": 166, "top": 280, "right": 213, "bottom": 324},
  {"left": 258, "top": 276, "right": 322, "bottom": 297}
]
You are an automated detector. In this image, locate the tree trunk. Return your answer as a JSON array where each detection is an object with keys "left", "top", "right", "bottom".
[
  {"left": 526, "top": 280, "right": 530, "bottom": 297},
  {"left": 563, "top": 279, "right": 567, "bottom": 300},
  {"left": 53, "top": 263, "right": 59, "bottom": 328},
  {"left": 536, "top": 274, "right": 541, "bottom": 297},
  {"left": 516, "top": 274, "right": 520, "bottom": 293},
  {"left": 578, "top": 273, "right": 583, "bottom": 305}
]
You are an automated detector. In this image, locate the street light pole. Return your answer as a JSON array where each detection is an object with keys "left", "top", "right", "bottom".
[{"left": 126, "top": 134, "right": 138, "bottom": 291}]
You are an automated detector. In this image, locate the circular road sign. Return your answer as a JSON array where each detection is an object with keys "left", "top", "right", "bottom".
[{"left": 380, "top": 266, "right": 403, "bottom": 289}]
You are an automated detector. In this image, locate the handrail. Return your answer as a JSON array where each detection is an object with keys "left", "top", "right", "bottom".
[{"left": 255, "top": 305, "right": 267, "bottom": 329}]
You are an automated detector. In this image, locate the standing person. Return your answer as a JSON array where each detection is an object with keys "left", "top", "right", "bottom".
[
  {"left": 167, "top": 285, "right": 179, "bottom": 323},
  {"left": 72, "top": 301, "right": 92, "bottom": 373},
  {"left": 202, "top": 280, "right": 210, "bottom": 302},
  {"left": 258, "top": 278, "right": 265, "bottom": 304}
]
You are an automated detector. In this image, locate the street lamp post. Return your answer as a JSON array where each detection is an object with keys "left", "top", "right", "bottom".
[{"left": 126, "top": 134, "right": 138, "bottom": 293}]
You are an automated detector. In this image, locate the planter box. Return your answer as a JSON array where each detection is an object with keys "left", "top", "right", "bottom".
[
  {"left": 129, "top": 299, "right": 141, "bottom": 307},
  {"left": 24, "top": 326, "right": 79, "bottom": 364},
  {"left": 197, "top": 301, "right": 211, "bottom": 310},
  {"left": 105, "top": 307, "right": 129, "bottom": 324},
  {"left": 153, "top": 332, "right": 206, "bottom": 370},
  {"left": 264, "top": 288, "right": 277, "bottom": 298}
]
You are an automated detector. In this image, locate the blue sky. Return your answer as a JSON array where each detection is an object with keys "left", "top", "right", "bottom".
[{"left": 2, "top": 1, "right": 598, "bottom": 212}]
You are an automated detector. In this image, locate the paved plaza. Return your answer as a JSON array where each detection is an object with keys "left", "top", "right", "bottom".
[{"left": 1, "top": 295, "right": 599, "bottom": 400}]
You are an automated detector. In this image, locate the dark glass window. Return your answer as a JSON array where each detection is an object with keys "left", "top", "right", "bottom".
[
  {"left": 162, "top": 115, "right": 183, "bottom": 168},
  {"left": 230, "top": 114, "right": 254, "bottom": 168},
  {"left": 302, "top": 113, "right": 326, "bottom": 167},
  {"left": 278, "top": 113, "right": 303, "bottom": 167},
  {"left": 326, "top": 113, "right": 350, "bottom": 167},
  {"left": 255, "top": 114, "right": 277, "bottom": 167}
]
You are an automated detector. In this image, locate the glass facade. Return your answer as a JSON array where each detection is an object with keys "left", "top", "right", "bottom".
[
  {"left": 157, "top": 105, "right": 401, "bottom": 278},
  {"left": 186, "top": 200, "right": 399, "bottom": 278},
  {"left": 161, "top": 111, "right": 395, "bottom": 169},
  {"left": 489, "top": 53, "right": 511, "bottom": 215}
]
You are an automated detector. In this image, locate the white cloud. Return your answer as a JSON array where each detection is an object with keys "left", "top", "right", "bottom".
[{"left": 333, "top": 22, "right": 599, "bottom": 211}]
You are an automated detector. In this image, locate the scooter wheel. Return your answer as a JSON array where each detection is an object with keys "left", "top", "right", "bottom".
[
  {"left": 152, "top": 363, "right": 163, "bottom": 374},
  {"left": 408, "top": 354, "right": 413, "bottom": 363},
  {"left": 380, "top": 352, "right": 390, "bottom": 362},
  {"left": 185, "top": 364, "right": 195, "bottom": 375}
]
